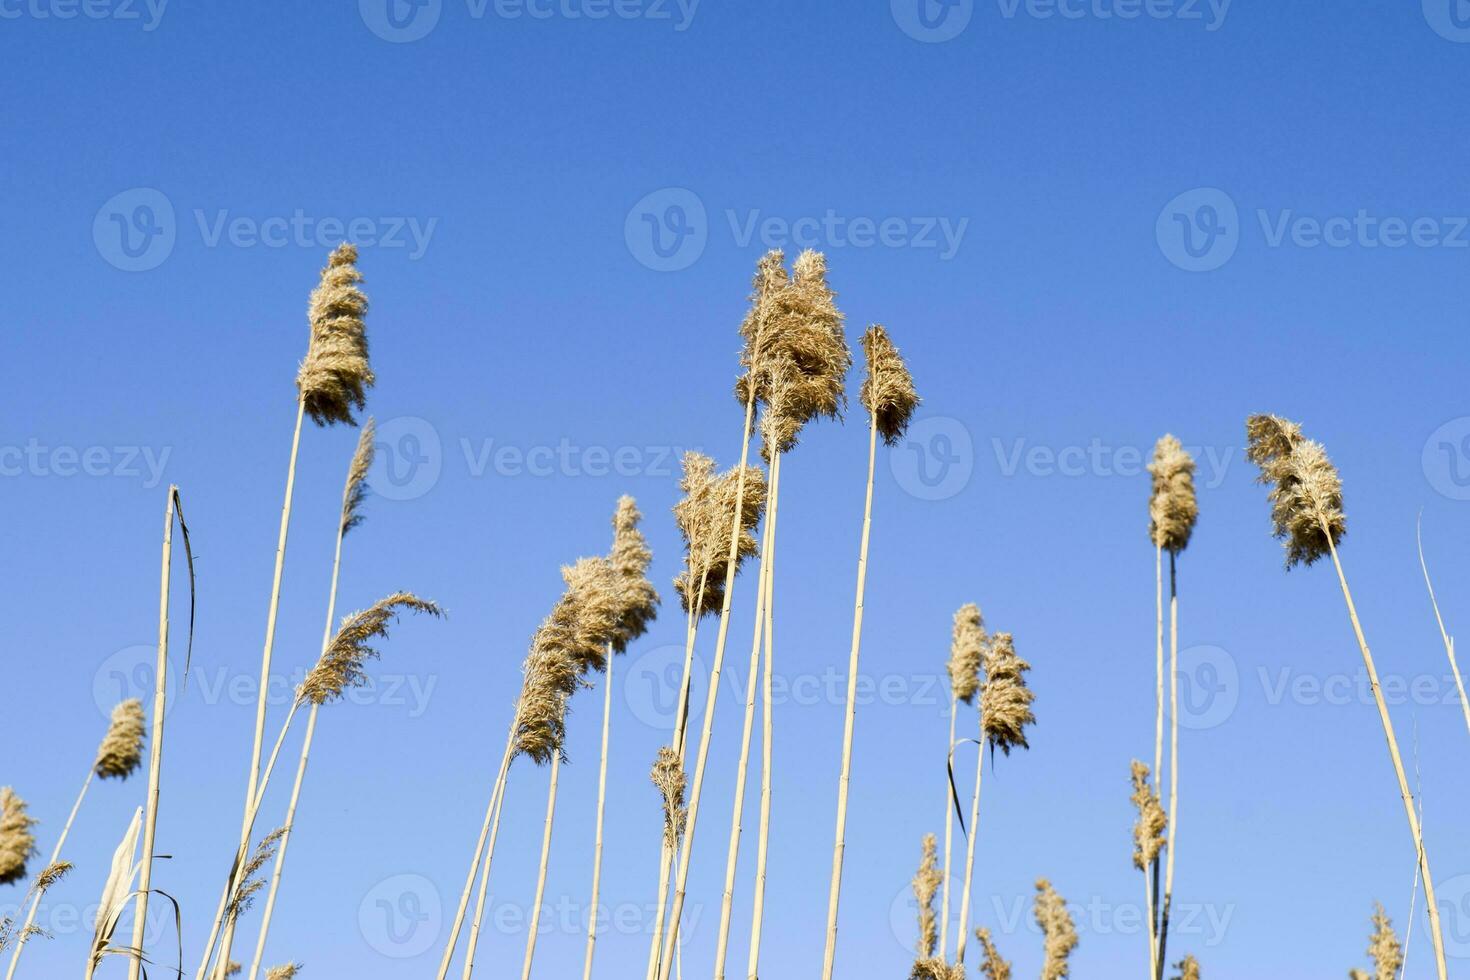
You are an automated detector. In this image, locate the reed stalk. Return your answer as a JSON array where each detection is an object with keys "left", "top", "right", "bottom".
[
  {"left": 127, "top": 486, "right": 176, "bottom": 980},
  {"left": 582, "top": 643, "right": 615, "bottom": 980},
  {"left": 521, "top": 753, "right": 561, "bottom": 980},
  {"left": 937, "top": 698, "right": 957, "bottom": 963},
  {"left": 1415, "top": 520, "right": 1470, "bottom": 741},
  {"left": 4, "top": 775, "right": 88, "bottom": 977},
  {"left": 952, "top": 733, "right": 984, "bottom": 965},
  {"left": 745, "top": 452, "right": 781, "bottom": 980}
]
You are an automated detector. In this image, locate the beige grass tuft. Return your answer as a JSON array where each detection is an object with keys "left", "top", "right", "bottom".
[
  {"left": 298, "top": 593, "right": 442, "bottom": 706},
  {"left": 1148, "top": 435, "right": 1198, "bottom": 552},
  {"left": 265, "top": 965, "right": 301, "bottom": 980},
  {"left": 1346, "top": 903, "right": 1402, "bottom": 980},
  {"left": 1244, "top": 414, "right": 1345, "bottom": 567},
  {"left": 1173, "top": 954, "right": 1201, "bottom": 980},
  {"left": 1034, "top": 878, "right": 1078, "bottom": 980},
  {"left": 650, "top": 747, "right": 687, "bottom": 850},
  {"left": 672, "top": 452, "right": 767, "bottom": 618},
  {"left": 0, "top": 790, "right": 37, "bottom": 887},
  {"left": 297, "top": 243, "right": 374, "bottom": 426},
  {"left": 609, "top": 495, "right": 660, "bottom": 652},
  {"left": 974, "top": 927, "right": 1011, "bottom": 980},
  {"left": 228, "top": 828, "right": 288, "bottom": 919},
  {"left": 947, "top": 604, "right": 987, "bottom": 704},
  {"left": 859, "top": 324, "right": 919, "bottom": 445},
  {"left": 907, "top": 834, "right": 962, "bottom": 980},
  {"left": 1129, "top": 761, "right": 1167, "bottom": 871},
  {"left": 980, "top": 632, "right": 1035, "bottom": 755},
  {"left": 95, "top": 699, "right": 146, "bottom": 780},
  {"left": 340, "top": 418, "right": 377, "bottom": 535}
]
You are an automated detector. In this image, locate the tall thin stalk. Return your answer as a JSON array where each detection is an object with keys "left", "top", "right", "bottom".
[
  {"left": 521, "top": 753, "right": 562, "bottom": 980},
  {"left": 712, "top": 459, "right": 776, "bottom": 980},
  {"left": 821, "top": 404, "right": 884, "bottom": 978},
  {"left": 1416, "top": 519, "right": 1470, "bottom": 740},
  {"left": 1157, "top": 551, "right": 1180, "bottom": 978},
  {"left": 745, "top": 452, "right": 782, "bottom": 980},
  {"left": 127, "top": 486, "right": 175, "bottom": 980},
  {"left": 952, "top": 734, "right": 984, "bottom": 964},
  {"left": 5, "top": 771, "right": 91, "bottom": 980},
  {"left": 582, "top": 643, "right": 616, "bottom": 980},
  {"left": 937, "top": 698, "right": 957, "bottom": 963},
  {"left": 457, "top": 734, "right": 516, "bottom": 980}
]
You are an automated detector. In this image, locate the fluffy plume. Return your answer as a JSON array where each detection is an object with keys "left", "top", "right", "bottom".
[
  {"left": 672, "top": 453, "right": 768, "bottom": 618},
  {"left": 266, "top": 964, "right": 301, "bottom": 980},
  {"left": 1346, "top": 904, "right": 1402, "bottom": 980},
  {"left": 1148, "top": 434, "right": 1198, "bottom": 552},
  {"left": 298, "top": 593, "right": 442, "bottom": 705},
  {"left": 514, "top": 558, "right": 627, "bottom": 763},
  {"left": 1173, "top": 954, "right": 1201, "bottom": 980},
  {"left": 947, "top": 603, "right": 987, "bottom": 704},
  {"left": 650, "top": 746, "right": 687, "bottom": 849},
  {"left": 736, "top": 250, "right": 791, "bottom": 399},
  {"left": 910, "top": 960, "right": 964, "bottom": 980},
  {"left": 297, "top": 243, "right": 374, "bottom": 426},
  {"left": 980, "top": 632, "right": 1035, "bottom": 755},
  {"left": 1245, "top": 414, "right": 1346, "bottom": 568},
  {"left": 0, "top": 789, "right": 37, "bottom": 886},
  {"left": 911, "top": 834, "right": 943, "bottom": 961},
  {"left": 1034, "top": 879, "right": 1078, "bottom": 980},
  {"left": 608, "top": 496, "right": 659, "bottom": 653},
  {"left": 340, "top": 417, "right": 377, "bottom": 535},
  {"left": 94, "top": 698, "right": 146, "bottom": 780},
  {"left": 974, "top": 927, "right": 1012, "bottom": 980},
  {"left": 229, "top": 829, "right": 288, "bottom": 918},
  {"left": 1129, "top": 761, "right": 1167, "bottom": 871},
  {"left": 859, "top": 324, "right": 919, "bottom": 445}
]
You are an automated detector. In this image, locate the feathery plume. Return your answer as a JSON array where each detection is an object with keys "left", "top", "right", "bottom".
[
  {"left": 1129, "top": 761, "right": 1167, "bottom": 871},
  {"left": 297, "top": 243, "right": 374, "bottom": 427},
  {"left": 340, "top": 417, "right": 377, "bottom": 535},
  {"left": 298, "top": 593, "right": 441, "bottom": 705},
  {"left": 266, "top": 964, "right": 301, "bottom": 980},
  {"left": 94, "top": 699, "right": 146, "bottom": 780},
  {"left": 907, "top": 834, "right": 962, "bottom": 980},
  {"left": 974, "top": 928, "right": 1011, "bottom": 980},
  {"left": 1245, "top": 414, "right": 1345, "bottom": 568},
  {"left": 947, "top": 603, "right": 987, "bottom": 704},
  {"left": 0, "top": 790, "right": 37, "bottom": 886},
  {"left": 736, "top": 249, "right": 791, "bottom": 401},
  {"left": 1034, "top": 879, "right": 1078, "bottom": 980},
  {"left": 980, "top": 632, "right": 1035, "bottom": 755},
  {"left": 672, "top": 453, "right": 767, "bottom": 618},
  {"left": 1148, "top": 435, "right": 1198, "bottom": 552},
  {"left": 859, "top": 325, "right": 919, "bottom": 445},
  {"left": 513, "top": 557, "right": 627, "bottom": 763},
  {"left": 1346, "top": 904, "right": 1403, "bottom": 980},
  {"left": 608, "top": 495, "right": 659, "bottom": 652},
  {"left": 229, "top": 829, "right": 288, "bottom": 918},
  {"left": 650, "top": 747, "right": 687, "bottom": 850},
  {"left": 1173, "top": 954, "right": 1201, "bottom": 980}
]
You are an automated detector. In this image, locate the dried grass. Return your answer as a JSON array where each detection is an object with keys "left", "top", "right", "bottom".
[
  {"left": 340, "top": 418, "right": 376, "bottom": 535},
  {"left": 947, "top": 604, "right": 987, "bottom": 705},
  {"left": 1034, "top": 878, "right": 1078, "bottom": 980},
  {"left": 298, "top": 593, "right": 442, "bottom": 705},
  {"left": 672, "top": 452, "right": 767, "bottom": 618},
  {"left": 0, "top": 790, "right": 37, "bottom": 887},
  {"left": 859, "top": 324, "right": 919, "bottom": 445},
  {"left": 1129, "top": 761, "right": 1167, "bottom": 871},
  {"left": 980, "top": 632, "right": 1035, "bottom": 755},
  {"left": 1245, "top": 414, "right": 1345, "bottom": 567},
  {"left": 609, "top": 495, "right": 659, "bottom": 652},
  {"left": 974, "top": 928, "right": 1011, "bottom": 980},
  {"left": 297, "top": 243, "right": 374, "bottom": 426},
  {"left": 1148, "top": 435, "right": 1198, "bottom": 553},
  {"left": 95, "top": 699, "right": 146, "bottom": 780},
  {"left": 650, "top": 747, "right": 687, "bottom": 850}
]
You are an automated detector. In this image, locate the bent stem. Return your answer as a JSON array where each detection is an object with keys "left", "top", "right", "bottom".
[
  {"left": 820, "top": 415, "right": 878, "bottom": 979},
  {"left": 1325, "top": 533, "right": 1448, "bottom": 980},
  {"left": 521, "top": 753, "right": 562, "bottom": 980},
  {"left": 1416, "top": 519, "right": 1470, "bottom": 741},
  {"left": 128, "top": 486, "right": 175, "bottom": 980},
  {"left": 5, "top": 769, "right": 94, "bottom": 980}
]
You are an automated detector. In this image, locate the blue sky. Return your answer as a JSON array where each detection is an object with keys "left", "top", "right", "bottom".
[{"left": 4, "top": 1, "right": 1470, "bottom": 977}]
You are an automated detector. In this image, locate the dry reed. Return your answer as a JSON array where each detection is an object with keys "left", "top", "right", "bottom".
[
  {"left": 974, "top": 928, "right": 1011, "bottom": 980},
  {"left": 1173, "top": 954, "right": 1201, "bottom": 980},
  {"left": 297, "top": 243, "right": 374, "bottom": 427},
  {"left": 0, "top": 791, "right": 37, "bottom": 887},
  {"left": 265, "top": 965, "right": 300, "bottom": 980},
  {"left": 94, "top": 699, "right": 147, "bottom": 780},
  {"left": 298, "top": 594, "right": 443, "bottom": 706},
  {"left": 673, "top": 453, "right": 767, "bottom": 620},
  {"left": 1348, "top": 904, "right": 1402, "bottom": 980},
  {"left": 1035, "top": 878, "right": 1078, "bottom": 980},
  {"left": 939, "top": 603, "right": 986, "bottom": 961}
]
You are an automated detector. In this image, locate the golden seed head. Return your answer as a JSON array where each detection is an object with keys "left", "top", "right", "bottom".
[
  {"left": 340, "top": 417, "right": 377, "bottom": 535},
  {"left": 0, "top": 788, "right": 37, "bottom": 886},
  {"left": 94, "top": 698, "right": 146, "bottom": 780},
  {"left": 947, "top": 603, "right": 987, "bottom": 704},
  {"left": 1172, "top": 954, "right": 1201, "bottom": 980},
  {"left": 266, "top": 965, "right": 302, "bottom": 980},
  {"left": 608, "top": 496, "right": 660, "bottom": 653},
  {"left": 650, "top": 746, "right": 687, "bottom": 849},
  {"left": 1129, "top": 760, "right": 1167, "bottom": 871},
  {"left": 910, "top": 833, "right": 943, "bottom": 962},
  {"left": 672, "top": 453, "right": 767, "bottom": 619},
  {"left": 298, "top": 593, "right": 442, "bottom": 706},
  {"left": 981, "top": 632, "right": 1035, "bottom": 755},
  {"left": 1034, "top": 878, "right": 1079, "bottom": 980},
  {"left": 297, "top": 243, "right": 374, "bottom": 427},
  {"left": 975, "top": 927, "right": 1012, "bottom": 980},
  {"left": 860, "top": 324, "right": 919, "bottom": 445},
  {"left": 1148, "top": 434, "right": 1198, "bottom": 552},
  {"left": 1245, "top": 414, "right": 1345, "bottom": 568}
]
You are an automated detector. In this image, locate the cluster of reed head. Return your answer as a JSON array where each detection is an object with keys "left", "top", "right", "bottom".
[{"left": 0, "top": 244, "right": 444, "bottom": 980}]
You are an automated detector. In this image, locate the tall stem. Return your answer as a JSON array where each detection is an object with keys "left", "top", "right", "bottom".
[
  {"left": 1325, "top": 536, "right": 1448, "bottom": 980},
  {"left": 952, "top": 733, "right": 984, "bottom": 964},
  {"left": 937, "top": 699, "right": 957, "bottom": 963},
  {"left": 820, "top": 415, "right": 877, "bottom": 979},
  {"left": 745, "top": 452, "right": 782, "bottom": 980},
  {"left": 653, "top": 392, "right": 760, "bottom": 980},
  {"left": 521, "top": 753, "right": 562, "bottom": 980},
  {"left": 221, "top": 400, "right": 305, "bottom": 975},
  {"left": 711, "top": 464, "right": 776, "bottom": 980},
  {"left": 458, "top": 725, "right": 519, "bottom": 980},
  {"left": 6, "top": 769, "right": 94, "bottom": 980},
  {"left": 127, "top": 486, "right": 174, "bottom": 980},
  {"left": 1157, "top": 550, "right": 1179, "bottom": 979},
  {"left": 582, "top": 645, "right": 616, "bottom": 980},
  {"left": 1153, "top": 547, "right": 1163, "bottom": 794},
  {"left": 1142, "top": 864, "right": 1158, "bottom": 980},
  {"left": 437, "top": 715, "right": 517, "bottom": 980},
  {"left": 1416, "top": 522, "right": 1470, "bottom": 741}
]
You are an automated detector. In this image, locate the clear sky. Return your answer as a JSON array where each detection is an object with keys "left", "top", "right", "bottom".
[{"left": 4, "top": 2, "right": 1470, "bottom": 977}]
